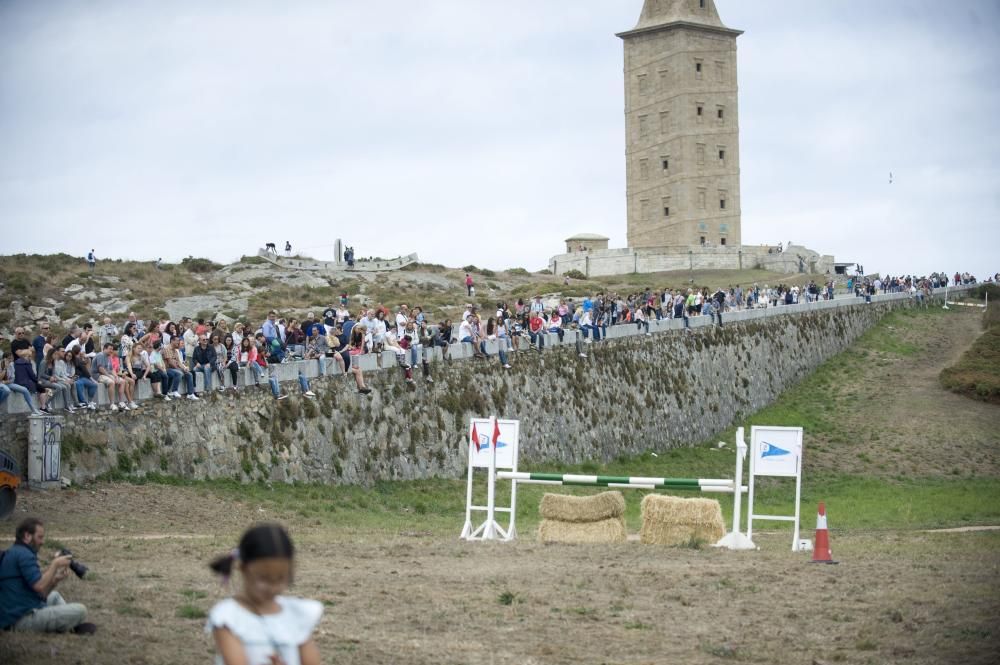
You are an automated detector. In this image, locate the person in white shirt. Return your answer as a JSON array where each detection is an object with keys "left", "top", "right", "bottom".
[{"left": 395, "top": 305, "right": 409, "bottom": 338}]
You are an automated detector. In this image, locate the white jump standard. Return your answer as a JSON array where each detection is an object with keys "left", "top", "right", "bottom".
[{"left": 462, "top": 420, "right": 779, "bottom": 551}]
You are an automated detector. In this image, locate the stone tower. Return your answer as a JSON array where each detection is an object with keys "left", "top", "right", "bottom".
[{"left": 618, "top": 0, "right": 743, "bottom": 249}]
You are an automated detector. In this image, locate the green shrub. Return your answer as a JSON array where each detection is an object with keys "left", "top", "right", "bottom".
[
  {"left": 181, "top": 256, "right": 222, "bottom": 273},
  {"left": 506, "top": 267, "right": 529, "bottom": 276},
  {"left": 564, "top": 269, "right": 587, "bottom": 280}
]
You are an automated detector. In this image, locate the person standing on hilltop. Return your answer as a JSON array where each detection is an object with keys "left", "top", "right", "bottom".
[
  {"left": 86, "top": 249, "right": 96, "bottom": 274},
  {"left": 465, "top": 273, "right": 474, "bottom": 296}
]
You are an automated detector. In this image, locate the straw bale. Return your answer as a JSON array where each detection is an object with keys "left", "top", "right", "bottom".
[
  {"left": 639, "top": 494, "right": 725, "bottom": 546},
  {"left": 539, "top": 491, "right": 626, "bottom": 522},
  {"left": 537, "top": 517, "right": 628, "bottom": 544}
]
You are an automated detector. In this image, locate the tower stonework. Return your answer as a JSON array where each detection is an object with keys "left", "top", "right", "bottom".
[{"left": 618, "top": 0, "right": 743, "bottom": 249}]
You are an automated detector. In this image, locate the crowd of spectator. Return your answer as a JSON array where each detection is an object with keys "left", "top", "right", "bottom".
[{"left": 1, "top": 270, "right": 993, "bottom": 417}]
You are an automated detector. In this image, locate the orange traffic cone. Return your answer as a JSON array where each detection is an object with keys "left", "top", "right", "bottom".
[{"left": 810, "top": 502, "right": 838, "bottom": 564}]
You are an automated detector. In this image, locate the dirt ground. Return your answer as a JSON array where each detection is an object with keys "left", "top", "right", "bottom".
[{"left": 2, "top": 484, "right": 999, "bottom": 665}]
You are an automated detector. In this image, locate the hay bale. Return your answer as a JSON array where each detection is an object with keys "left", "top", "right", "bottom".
[
  {"left": 639, "top": 494, "right": 725, "bottom": 546},
  {"left": 539, "top": 491, "right": 626, "bottom": 522},
  {"left": 537, "top": 517, "right": 627, "bottom": 544}
]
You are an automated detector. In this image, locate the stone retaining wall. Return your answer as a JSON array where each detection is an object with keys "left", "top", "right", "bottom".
[{"left": 0, "top": 288, "right": 964, "bottom": 486}]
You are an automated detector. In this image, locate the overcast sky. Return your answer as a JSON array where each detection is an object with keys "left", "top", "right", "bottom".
[{"left": 1, "top": 0, "right": 998, "bottom": 278}]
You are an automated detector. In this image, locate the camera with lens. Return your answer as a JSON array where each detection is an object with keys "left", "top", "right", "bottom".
[{"left": 57, "top": 549, "right": 89, "bottom": 579}]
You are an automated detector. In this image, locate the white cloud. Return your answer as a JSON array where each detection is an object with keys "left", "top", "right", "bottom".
[{"left": 0, "top": 0, "right": 996, "bottom": 279}]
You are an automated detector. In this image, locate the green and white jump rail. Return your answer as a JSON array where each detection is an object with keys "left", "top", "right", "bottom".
[{"left": 495, "top": 471, "right": 746, "bottom": 493}]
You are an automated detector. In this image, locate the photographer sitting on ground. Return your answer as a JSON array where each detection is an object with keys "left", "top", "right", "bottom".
[{"left": 0, "top": 517, "right": 95, "bottom": 634}]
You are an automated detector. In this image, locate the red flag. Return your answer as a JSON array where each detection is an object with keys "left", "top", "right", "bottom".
[
  {"left": 492, "top": 419, "right": 501, "bottom": 446},
  {"left": 471, "top": 423, "right": 480, "bottom": 452}
]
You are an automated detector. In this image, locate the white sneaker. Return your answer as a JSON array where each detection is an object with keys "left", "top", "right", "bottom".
[
  {"left": 276, "top": 394, "right": 288, "bottom": 400},
  {"left": 172, "top": 391, "right": 182, "bottom": 398},
  {"left": 119, "top": 401, "right": 127, "bottom": 410},
  {"left": 579, "top": 353, "right": 588, "bottom": 358},
  {"left": 217, "top": 386, "right": 225, "bottom": 392},
  {"left": 304, "top": 390, "right": 316, "bottom": 398},
  {"left": 88, "top": 402, "right": 97, "bottom": 410},
  {"left": 164, "top": 395, "right": 172, "bottom": 402},
  {"left": 128, "top": 402, "right": 139, "bottom": 409},
  {"left": 66, "top": 405, "right": 77, "bottom": 413},
  {"left": 503, "top": 364, "right": 512, "bottom": 369},
  {"left": 585, "top": 338, "right": 593, "bottom": 344},
  {"left": 110, "top": 404, "right": 118, "bottom": 412},
  {"left": 187, "top": 394, "right": 199, "bottom": 401}
]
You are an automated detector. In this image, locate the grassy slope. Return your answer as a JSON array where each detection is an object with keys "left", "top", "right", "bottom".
[
  {"left": 125, "top": 305, "right": 1000, "bottom": 535},
  {"left": 940, "top": 284, "right": 1000, "bottom": 404}
]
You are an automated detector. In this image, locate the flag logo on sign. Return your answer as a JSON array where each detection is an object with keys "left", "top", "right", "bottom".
[{"left": 761, "top": 442, "right": 790, "bottom": 458}]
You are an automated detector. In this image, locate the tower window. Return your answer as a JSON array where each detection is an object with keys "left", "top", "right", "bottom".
[
  {"left": 700, "top": 236, "right": 706, "bottom": 246},
  {"left": 695, "top": 61, "right": 703, "bottom": 80},
  {"left": 637, "top": 74, "right": 648, "bottom": 95},
  {"left": 696, "top": 144, "right": 706, "bottom": 166},
  {"left": 720, "top": 199, "right": 726, "bottom": 210},
  {"left": 717, "top": 108, "right": 724, "bottom": 119},
  {"left": 659, "top": 111, "right": 671, "bottom": 134},
  {"left": 696, "top": 106, "right": 703, "bottom": 116},
  {"left": 720, "top": 237, "right": 727, "bottom": 246},
  {"left": 718, "top": 149, "right": 726, "bottom": 164},
  {"left": 700, "top": 0, "right": 706, "bottom": 8},
  {"left": 661, "top": 157, "right": 670, "bottom": 171},
  {"left": 639, "top": 158, "right": 649, "bottom": 179},
  {"left": 638, "top": 114, "right": 649, "bottom": 138},
  {"left": 663, "top": 206, "right": 670, "bottom": 217}
]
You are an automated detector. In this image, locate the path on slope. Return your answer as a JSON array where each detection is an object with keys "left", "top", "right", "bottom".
[{"left": 802, "top": 306, "right": 999, "bottom": 478}]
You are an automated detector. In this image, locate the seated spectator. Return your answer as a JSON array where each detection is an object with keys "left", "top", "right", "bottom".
[
  {"left": 231, "top": 322, "right": 245, "bottom": 349},
  {"left": 208, "top": 333, "right": 229, "bottom": 391},
  {"left": 251, "top": 338, "right": 287, "bottom": 400},
  {"left": 546, "top": 311, "right": 565, "bottom": 343},
  {"left": 237, "top": 337, "right": 264, "bottom": 389},
  {"left": 162, "top": 337, "right": 197, "bottom": 400},
  {"left": 218, "top": 335, "right": 239, "bottom": 391},
  {"left": 528, "top": 311, "right": 545, "bottom": 351},
  {"left": 93, "top": 343, "right": 127, "bottom": 411},
  {"left": 0, "top": 518, "right": 94, "bottom": 634},
  {"left": 304, "top": 327, "right": 330, "bottom": 377},
  {"left": 484, "top": 318, "right": 512, "bottom": 369},
  {"left": 347, "top": 327, "right": 372, "bottom": 395},
  {"left": 432, "top": 320, "right": 452, "bottom": 360},
  {"left": 111, "top": 347, "right": 138, "bottom": 410},
  {"left": 286, "top": 319, "right": 306, "bottom": 358},
  {"left": 458, "top": 315, "right": 485, "bottom": 359},
  {"left": 145, "top": 340, "right": 171, "bottom": 400},
  {"left": 261, "top": 311, "right": 285, "bottom": 363},
  {"left": 191, "top": 335, "right": 218, "bottom": 395},
  {"left": 68, "top": 348, "right": 98, "bottom": 409},
  {"left": 129, "top": 341, "right": 161, "bottom": 400},
  {"left": 13, "top": 349, "right": 49, "bottom": 414},
  {"left": 1, "top": 354, "right": 36, "bottom": 414},
  {"left": 38, "top": 349, "right": 74, "bottom": 413}
]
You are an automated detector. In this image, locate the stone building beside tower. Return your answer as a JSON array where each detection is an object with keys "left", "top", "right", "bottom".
[
  {"left": 618, "top": 0, "right": 742, "bottom": 249},
  {"left": 549, "top": 0, "right": 834, "bottom": 277}
]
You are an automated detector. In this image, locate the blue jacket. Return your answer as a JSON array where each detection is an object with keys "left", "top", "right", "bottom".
[
  {"left": 13, "top": 358, "right": 39, "bottom": 393},
  {"left": 0, "top": 543, "right": 45, "bottom": 628}
]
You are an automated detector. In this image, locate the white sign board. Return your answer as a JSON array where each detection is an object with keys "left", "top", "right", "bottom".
[
  {"left": 747, "top": 426, "right": 804, "bottom": 552},
  {"left": 468, "top": 418, "right": 519, "bottom": 470},
  {"left": 751, "top": 427, "right": 802, "bottom": 478}
]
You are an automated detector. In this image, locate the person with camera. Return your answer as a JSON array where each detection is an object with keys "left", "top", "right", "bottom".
[{"left": 0, "top": 517, "right": 95, "bottom": 634}]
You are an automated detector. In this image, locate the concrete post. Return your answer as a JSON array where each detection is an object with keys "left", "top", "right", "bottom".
[{"left": 28, "top": 415, "right": 63, "bottom": 489}]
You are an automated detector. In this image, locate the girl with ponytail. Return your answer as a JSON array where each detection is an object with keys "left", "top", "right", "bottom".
[{"left": 206, "top": 523, "right": 322, "bottom": 665}]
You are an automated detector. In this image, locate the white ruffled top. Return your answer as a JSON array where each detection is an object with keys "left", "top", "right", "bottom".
[{"left": 205, "top": 596, "right": 323, "bottom": 665}]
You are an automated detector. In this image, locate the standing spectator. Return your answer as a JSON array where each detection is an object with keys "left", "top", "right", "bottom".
[
  {"left": 32, "top": 323, "right": 50, "bottom": 375},
  {"left": 86, "top": 249, "right": 96, "bottom": 274},
  {"left": 10, "top": 327, "right": 31, "bottom": 358},
  {"left": 465, "top": 273, "right": 474, "bottom": 296},
  {"left": 182, "top": 319, "right": 199, "bottom": 365},
  {"left": 348, "top": 327, "right": 373, "bottom": 395},
  {"left": 98, "top": 317, "right": 118, "bottom": 348},
  {"left": 285, "top": 241, "right": 292, "bottom": 256},
  {"left": 261, "top": 311, "right": 285, "bottom": 363}
]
